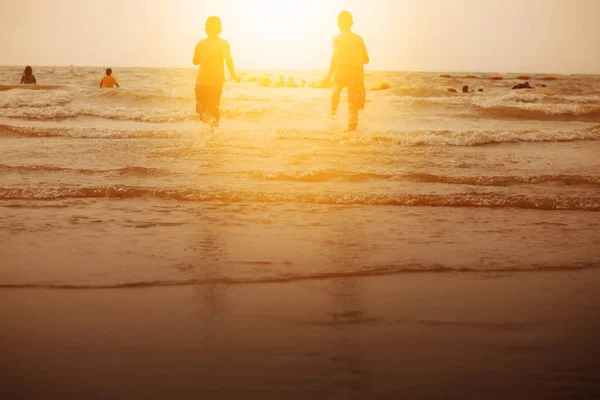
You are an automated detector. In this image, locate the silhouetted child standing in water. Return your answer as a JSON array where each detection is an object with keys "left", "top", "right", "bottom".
[
  {"left": 326, "top": 11, "right": 369, "bottom": 131},
  {"left": 20, "top": 66, "right": 37, "bottom": 85},
  {"left": 193, "top": 16, "right": 237, "bottom": 129},
  {"left": 100, "top": 68, "right": 120, "bottom": 88}
]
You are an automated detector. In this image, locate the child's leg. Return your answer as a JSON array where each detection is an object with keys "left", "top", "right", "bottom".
[
  {"left": 208, "top": 87, "right": 222, "bottom": 128},
  {"left": 348, "top": 104, "right": 359, "bottom": 131},
  {"left": 347, "top": 84, "right": 366, "bottom": 131},
  {"left": 207, "top": 105, "right": 219, "bottom": 128},
  {"left": 331, "top": 87, "right": 342, "bottom": 118},
  {"left": 195, "top": 86, "right": 206, "bottom": 119}
]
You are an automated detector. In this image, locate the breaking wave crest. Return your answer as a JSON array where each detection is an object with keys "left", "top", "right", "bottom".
[
  {"left": 0, "top": 124, "right": 183, "bottom": 139},
  {"left": 2, "top": 164, "right": 598, "bottom": 187},
  {"left": 0, "top": 103, "right": 274, "bottom": 122},
  {"left": 0, "top": 164, "right": 178, "bottom": 177},
  {"left": 0, "top": 105, "right": 194, "bottom": 122},
  {"left": 247, "top": 169, "right": 600, "bottom": 186},
  {"left": 3, "top": 123, "right": 599, "bottom": 146},
  {"left": 0, "top": 89, "right": 72, "bottom": 108},
  {"left": 401, "top": 173, "right": 600, "bottom": 187},
  {"left": 474, "top": 103, "right": 600, "bottom": 122}
]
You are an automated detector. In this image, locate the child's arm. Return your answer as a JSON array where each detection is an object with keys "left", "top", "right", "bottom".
[
  {"left": 326, "top": 55, "right": 339, "bottom": 81},
  {"left": 362, "top": 38, "right": 370, "bottom": 65},
  {"left": 326, "top": 37, "right": 339, "bottom": 81},
  {"left": 115, "top": 79, "right": 120, "bottom": 88},
  {"left": 20, "top": 75, "right": 24, "bottom": 84},
  {"left": 224, "top": 42, "right": 237, "bottom": 81},
  {"left": 100, "top": 77, "right": 104, "bottom": 88},
  {"left": 193, "top": 43, "right": 202, "bottom": 66}
]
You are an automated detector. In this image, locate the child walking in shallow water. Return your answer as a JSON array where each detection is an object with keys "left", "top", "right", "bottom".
[
  {"left": 193, "top": 16, "right": 237, "bottom": 129},
  {"left": 326, "top": 11, "right": 370, "bottom": 131}
]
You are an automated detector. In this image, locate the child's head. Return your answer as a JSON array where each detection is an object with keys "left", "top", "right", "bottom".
[
  {"left": 338, "top": 11, "right": 353, "bottom": 32},
  {"left": 205, "top": 16, "right": 222, "bottom": 35},
  {"left": 106, "top": 68, "right": 112, "bottom": 76},
  {"left": 24, "top": 66, "right": 33, "bottom": 75}
]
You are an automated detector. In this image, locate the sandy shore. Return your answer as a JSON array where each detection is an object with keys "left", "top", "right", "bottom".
[{"left": 1, "top": 268, "right": 599, "bottom": 399}]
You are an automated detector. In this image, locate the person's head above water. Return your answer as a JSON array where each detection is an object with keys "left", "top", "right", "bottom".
[
  {"left": 106, "top": 68, "right": 112, "bottom": 76},
  {"left": 338, "top": 11, "right": 353, "bottom": 32},
  {"left": 205, "top": 16, "right": 222, "bottom": 36},
  {"left": 24, "top": 66, "right": 33, "bottom": 76}
]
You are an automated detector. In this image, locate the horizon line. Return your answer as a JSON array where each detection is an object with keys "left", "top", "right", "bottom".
[{"left": 0, "top": 64, "right": 597, "bottom": 76}]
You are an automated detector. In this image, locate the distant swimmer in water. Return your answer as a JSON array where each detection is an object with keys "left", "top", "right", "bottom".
[
  {"left": 276, "top": 75, "right": 285, "bottom": 88},
  {"left": 462, "top": 85, "right": 474, "bottom": 93},
  {"left": 326, "top": 11, "right": 369, "bottom": 131},
  {"left": 20, "top": 66, "right": 37, "bottom": 85},
  {"left": 287, "top": 77, "right": 299, "bottom": 88},
  {"left": 512, "top": 81, "right": 534, "bottom": 90},
  {"left": 100, "top": 68, "right": 120, "bottom": 88},
  {"left": 193, "top": 16, "right": 237, "bottom": 129}
]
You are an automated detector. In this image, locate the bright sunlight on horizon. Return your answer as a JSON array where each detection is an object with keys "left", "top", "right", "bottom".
[{"left": 1, "top": 0, "right": 599, "bottom": 73}]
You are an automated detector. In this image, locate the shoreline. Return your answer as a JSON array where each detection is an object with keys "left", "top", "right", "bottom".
[
  {"left": 1, "top": 264, "right": 599, "bottom": 290},
  {"left": 2, "top": 268, "right": 599, "bottom": 399}
]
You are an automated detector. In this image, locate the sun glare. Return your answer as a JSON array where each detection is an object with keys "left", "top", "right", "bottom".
[
  {"left": 226, "top": 0, "right": 342, "bottom": 69},
  {"left": 175, "top": 0, "right": 362, "bottom": 69},
  {"left": 234, "top": 0, "right": 338, "bottom": 37}
]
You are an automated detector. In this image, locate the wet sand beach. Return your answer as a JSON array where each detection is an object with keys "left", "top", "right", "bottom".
[{"left": 2, "top": 269, "right": 600, "bottom": 399}]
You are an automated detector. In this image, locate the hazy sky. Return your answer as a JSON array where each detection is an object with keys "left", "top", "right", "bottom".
[{"left": 1, "top": 0, "right": 599, "bottom": 73}]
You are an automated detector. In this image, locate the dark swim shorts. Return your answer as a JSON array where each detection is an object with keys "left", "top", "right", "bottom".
[
  {"left": 195, "top": 85, "right": 223, "bottom": 122},
  {"left": 334, "top": 66, "right": 366, "bottom": 111}
]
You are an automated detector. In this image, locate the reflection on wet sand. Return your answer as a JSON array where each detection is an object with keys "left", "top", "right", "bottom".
[{"left": 322, "top": 209, "right": 371, "bottom": 397}]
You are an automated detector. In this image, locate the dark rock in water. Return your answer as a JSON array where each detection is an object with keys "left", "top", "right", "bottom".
[
  {"left": 541, "top": 84, "right": 547, "bottom": 88},
  {"left": 478, "top": 88, "right": 483, "bottom": 92},
  {"left": 447, "top": 87, "right": 457, "bottom": 93},
  {"left": 512, "top": 82, "right": 534, "bottom": 90}
]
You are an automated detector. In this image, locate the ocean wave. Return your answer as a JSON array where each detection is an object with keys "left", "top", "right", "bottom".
[
  {"left": 3, "top": 123, "right": 599, "bottom": 146},
  {"left": 1, "top": 262, "right": 598, "bottom": 290},
  {"left": 2, "top": 164, "right": 597, "bottom": 187},
  {"left": 0, "top": 105, "right": 193, "bottom": 122},
  {"left": 0, "top": 102, "right": 274, "bottom": 122},
  {"left": 0, "top": 164, "right": 178, "bottom": 177},
  {"left": 85, "top": 88, "right": 193, "bottom": 103},
  {"left": 402, "top": 173, "right": 600, "bottom": 187},
  {"left": 473, "top": 102, "right": 600, "bottom": 122},
  {"left": 0, "top": 84, "right": 66, "bottom": 92},
  {"left": 390, "top": 86, "right": 455, "bottom": 98},
  {"left": 495, "top": 92, "right": 600, "bottom": 105},
  {"left": 1, "top": 186, "right": 598, "bottom": 211},
  {"left": 248, "top": 168, "right": 393, "bottom": 182},
  {"left": 247, "top": 170, "right": 600, "bottom": 186},
  {"left": 366, "top": 126, "right": 600, "bottom": 146},
  {"left": 0, "top": 89, "right": 72, "bottom": 108},
  {"left": 387, "top": 92, "right": 600, "bottom": 112},
  {"left": 0, "top": 124, "right": 183, "bottom": 139}
]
